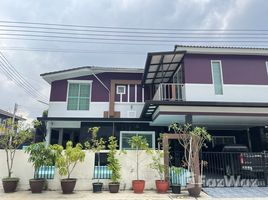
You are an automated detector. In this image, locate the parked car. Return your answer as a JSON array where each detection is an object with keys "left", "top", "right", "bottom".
[
  {"left": 204, "top": 144, "right": 249, "bottom": 176},
  {"left": 240, "top": 151, "right": 268, "bottom": 174},
  {"left": 221, "top": 145, "right": 249, "bottom": 176}
]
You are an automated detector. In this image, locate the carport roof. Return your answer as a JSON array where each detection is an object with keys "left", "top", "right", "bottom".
[{"left": 141, "top": 51, "right": 185, "bottom": 85}]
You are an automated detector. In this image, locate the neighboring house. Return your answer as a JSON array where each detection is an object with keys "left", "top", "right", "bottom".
[
  {"left": 0, "top": 109, "right": 25, "bottom": 124},
  {"left": 38, "top": 45, "right": 268, "bottom": 152}
]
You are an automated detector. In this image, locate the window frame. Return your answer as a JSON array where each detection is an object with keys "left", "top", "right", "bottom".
[
  {"left": 266, "top": 61, "right": 268, "bottom": 76},
  {"left": 119, "top": 131, "right": 155, "bottom": 150},
  {"left": 66, "top": 80, "right": 92, "bottom": 111},
  {"left": 212, "top": 136, "right": 236, "bottom": 148},
  {"left": 116, "top": 85, "right": 126, "bottom": 95},
  {"left": 211, "top": 60, "right": 224, "bottom": 95}
]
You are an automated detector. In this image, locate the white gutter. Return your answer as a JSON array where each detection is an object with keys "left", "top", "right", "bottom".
[{"left": 90, "top": 70, "right": 110, "bottom": 118}]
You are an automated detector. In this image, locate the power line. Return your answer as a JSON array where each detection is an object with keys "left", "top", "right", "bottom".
[
  {"left": 0, "top": 52, "right": 49, "bottom": 104},
  {"left": 0, "top": 46, "right": 146, "bottom": 55},
  {"left": 2, "top": 24, "right": 268, "bottom": 36},
  {"left": 0, "top": 52, "right": 48, "bottom": 100},
  {"left": 0, "top": 60, "right": 48, "bottom": 103},
  {"left": 0, "top": 36, "right": 173, "bottom": 46},
  {"left": 1, "top": 33, "right": 268, "bottom": 43},
  {"left": 0, "top": 29, "right": 268, "bottom": 39},
  {"left": 1, "top": 20, "right": 268, "bottom": 32},
  {"left": 1, "top": 28, "right": 268, "bottom": 38},
  {"left": 1, "top": 46, "right": 268, "bottom": 55}
]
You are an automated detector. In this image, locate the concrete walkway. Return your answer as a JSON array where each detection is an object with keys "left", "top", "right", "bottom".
[
  {"left": 1, "top": 190, "right": 268, "bottom": 200},
  {"left": 0, "top": 190, "right": 207, "bottom": 200}
]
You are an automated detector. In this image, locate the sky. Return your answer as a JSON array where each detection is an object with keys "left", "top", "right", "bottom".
[{"left": 0, "top": 0, "right": 267, "bottom": 123}]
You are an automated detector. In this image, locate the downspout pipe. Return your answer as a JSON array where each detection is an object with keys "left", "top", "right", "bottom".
[{"left": 90, "top": 70, "right": 111, "bottom": 118}]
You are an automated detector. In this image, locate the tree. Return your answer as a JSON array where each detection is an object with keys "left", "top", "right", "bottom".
[
  {"left": 128, "top": 136, "right": 150, "bottom": 180},
  {"left": 50, "top": 141, "right": 85, "bottom": 179},
  {"left": 25, "top": 142, "right": 54, "bottom": 178},
  {"left": 107, "top": 136, "right": 121, "bottom": 183},
  {"left": 0, "top": 118, "right": 32, "bottom": 178},
  {"left": 85, "top": 127, "right": 106, "bottom": 183}
]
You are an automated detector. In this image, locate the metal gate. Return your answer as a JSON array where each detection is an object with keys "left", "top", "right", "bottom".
[
  {"left": 201, "top": 152, "right": 268, "bottom": 187},
  {"left": 170, "top": 150, "right": 268, "bottom": 187}
]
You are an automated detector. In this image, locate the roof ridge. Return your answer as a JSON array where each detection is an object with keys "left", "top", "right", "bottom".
[{"left": 175, "top": 44, "right": 268, "bottom": 50}]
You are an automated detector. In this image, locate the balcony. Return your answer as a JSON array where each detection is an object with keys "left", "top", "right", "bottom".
[{"left": 153, "top": 83, "right": 184, "bottom": 101}]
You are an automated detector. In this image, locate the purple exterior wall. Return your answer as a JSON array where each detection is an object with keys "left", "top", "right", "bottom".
[
  {"left": 184, "top": 54, "right": 268, "bottom": 85},
  {"left": 50, "top": 72, "right": 146, "bottom": 102}
]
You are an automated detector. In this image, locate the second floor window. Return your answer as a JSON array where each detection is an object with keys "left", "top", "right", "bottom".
[
  {"left": 67, "top": 81, "right": 91, "bottom": 110},
  {"left": 211, "top": 60, "right": 223, "bottom": 95}
]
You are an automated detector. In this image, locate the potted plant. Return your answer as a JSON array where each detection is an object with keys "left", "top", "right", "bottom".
[
  {"left": 149, "top": 147, "right": 169, "bottom": 193},
  {"left": 107, "top": 136, "right": 121, "bottom": 193},
  {"left": 25, "top": 142, "right": 54, "bottom": 193},
  {"left": 170, "top": 166, "right": 182, "bottom": 194},
  {"left": 85, "top": 127, "right": 106, "bottom": 193},
  {"left": 50, "top": 141, "right": 85, "bottom": 194},
  {"left": 0, "top": 119, "right": 32, "bottom": 193},
  {"left": 169, "top": 123, "right": 211, "bottom": 197},
  {"left": 128, "top": 135, "right": 150, "bottom": 193}
]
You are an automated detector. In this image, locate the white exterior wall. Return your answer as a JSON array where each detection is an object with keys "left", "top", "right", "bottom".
[
  {"left": 184, "top": 83, "right": 268, "bottom": 103},
  {"left": 48, "top": 102, "right": 144, "bottom": 118},
  {"left": 0, "top": 150, "right": 160, "bottom": 191},
  {"left": 48, "top": 102, "right": 109, "bottom": 118},
  {"left": 114, "top": 102, "right": 144, "bottom": 118}
]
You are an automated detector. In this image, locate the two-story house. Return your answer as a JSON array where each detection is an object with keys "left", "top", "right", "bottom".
[{"left": 38, "top": 45, "right": 268, "bottom": 152}]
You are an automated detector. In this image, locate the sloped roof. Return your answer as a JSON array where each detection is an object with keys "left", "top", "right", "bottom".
[
  {"left": 41, "top": 66, "right": 144, "bottom": 84},
  {"left": 0, "top": 109, "right": 25, "bottom": 121},
  {"left": 175, "top": 45, "right": 268, "bottom": 55}
]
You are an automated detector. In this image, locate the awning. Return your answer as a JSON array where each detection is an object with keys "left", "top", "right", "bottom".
[
  {"left": 140, "top": 101, "right": 268, "bottom": 129},
  {"left": 141, "top": 51, "right": 185, "bottom": 85}
]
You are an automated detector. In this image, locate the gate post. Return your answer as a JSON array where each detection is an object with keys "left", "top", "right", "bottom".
[
  {"left": 163, "top": 134, "right": 170, "bottom": 181},
  {"left": 263, "top": 151, "right": 268, "bottom": 186}
]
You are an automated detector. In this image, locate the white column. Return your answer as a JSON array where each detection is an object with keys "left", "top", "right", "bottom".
[
  {"left": 58, "top": 128, "right": 63, "bottom": 145},
  {"left": 45, "top": 121, "right": 51, "bottom": 147}
]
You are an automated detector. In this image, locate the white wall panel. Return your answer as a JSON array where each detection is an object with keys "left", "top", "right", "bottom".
[{"left": 185, "top": 84, "right": 268, "bottom": 103}]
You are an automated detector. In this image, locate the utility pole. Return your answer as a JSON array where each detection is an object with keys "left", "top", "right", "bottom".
[
  {"left": 9, "top": 103, "right": 18, "bottom": 145},
  {"left": 12, "top": 103, "right": 18, "bottom": 125}
]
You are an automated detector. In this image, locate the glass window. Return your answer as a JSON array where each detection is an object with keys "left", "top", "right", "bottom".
[
  {"left": 211, "top": 61, "right": 223, "bottom": 95},
  {"left": 212, "top": 136, "right": 236, "bottom": 147},
  {"left": 120, "top": 131, "right": 155, "bottom": 150},
  {"left": 67, "top": 82, "right": 91, "bottom": 110}
]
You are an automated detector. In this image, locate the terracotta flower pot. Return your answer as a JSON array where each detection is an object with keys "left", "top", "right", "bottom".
[
  {"left": 2, "top": 178, "right": 19, "bottom": 193},
  {"left": 132, "top": 180, "right": 145, "bottom": 193},
  {"left": 60, "top": 178, "right": 76, "bottom": 194},
  {"left": 187, "top": 183, "right": 201, "bottom": 197},
  {"left": 108, "top": 182, "right": 120, "bottom": 193},
  {"left": 29, "top": 178, "right": 45, "bottom": 193},
  {"left": 155, "top": 180, "right": 169, "bottom": 193}
]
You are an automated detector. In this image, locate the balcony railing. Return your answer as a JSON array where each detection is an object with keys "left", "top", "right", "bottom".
[{"left": 153, "top": 83, "right": 184, "bottom": 101}]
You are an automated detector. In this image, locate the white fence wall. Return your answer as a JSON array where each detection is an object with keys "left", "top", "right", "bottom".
[{"left": 0, "top": 150, "right": 160, "bottom": 191}]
